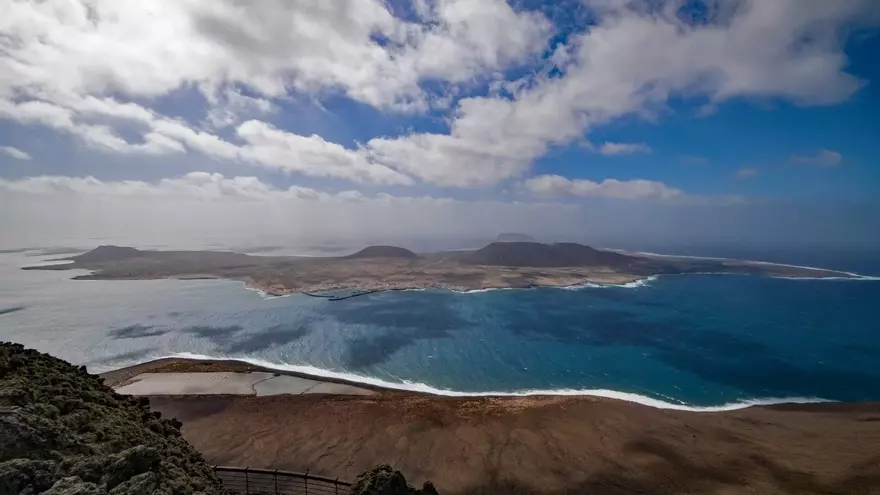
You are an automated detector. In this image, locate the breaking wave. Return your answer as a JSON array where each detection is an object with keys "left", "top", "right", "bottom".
[{"left": 154, "top": 352, "right": 831, "bottom": 412}]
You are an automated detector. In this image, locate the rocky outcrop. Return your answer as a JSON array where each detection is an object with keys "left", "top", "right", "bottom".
[
  {"left": 70, "top": 246, "right": 144, "bottom": 263},
  {"left": 0, "top": 342, "right": 222, "bottom": 494},
  {"left": 350, "top": 465, "right": 438, "bottom": 495},
  {"left": 465, "top": 242, "right": 635, "bottom": 268}
]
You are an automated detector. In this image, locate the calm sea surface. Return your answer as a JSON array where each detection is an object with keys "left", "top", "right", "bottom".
[{"left": 2, "top": 245, "right": 878, "bottom": 410}]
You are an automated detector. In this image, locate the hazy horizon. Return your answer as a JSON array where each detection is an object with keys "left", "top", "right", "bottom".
[{"left": 2, "top": 0, "right": 879, "bottom": 253}]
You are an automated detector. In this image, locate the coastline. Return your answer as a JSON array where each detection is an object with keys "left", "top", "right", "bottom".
[
  {"left": 102, "top": 356, "right": 835, "bottom": 412},
  {"left": 22, "top": 242, "right": 868, "bottom": 300},
  {"left": 240, "top": 274, "right": 648, "bottom": 298},
  {"left": 106, "top": 358, "right": 880, "bottom": 493}
]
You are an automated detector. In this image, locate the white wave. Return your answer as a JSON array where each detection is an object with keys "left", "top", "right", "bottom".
[
  {"left": 559, "top": 283, "right": 605, "bottom": 290},
  {"left": 22, "top": 259, "right": 75, "bottom": 268},
  {"left": 456, "top": 287, "right": 519, "bottom": 294},
  {"left": 618, "top": 276, "right": 659, "bottom": 288},
  {"left": 770, "top": 275, "right": 880, "bottom": 281},
  {"left": 559, "top": 275, "right": 658, "bottom": 290},
  {"left": 609, "top": 248, "right": 878, "bottom": 280},
  {"left": 144, "top": 352, "right": 832, "bottom": 412},
  {"left": 241, "top": 282, "right": 296, "bottom": 299}
]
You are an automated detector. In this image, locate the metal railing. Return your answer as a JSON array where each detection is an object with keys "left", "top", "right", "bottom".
[{"left": 214, "top": 466, "right": 352, "bottom": 495}]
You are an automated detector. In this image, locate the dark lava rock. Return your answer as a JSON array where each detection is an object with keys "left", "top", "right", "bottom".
[
  {"left": 350, "top": 465, "right": 439, "bottom": 495},
  {"left": 0, "top": 342, "right": 222, "bottom": 495},
  {"left": 70, "top": 246, "right": 144, "bottom": 263},
  {"left": 345, "top": 246, "right": 419, "bottom": 259},
  {"left": 465, "top": 241, "right": 634, "bottom": 268}
]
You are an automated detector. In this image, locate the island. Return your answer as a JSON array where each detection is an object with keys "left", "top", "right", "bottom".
[{"left": 23, "top": 241, "right": 856, "bottom": 296}]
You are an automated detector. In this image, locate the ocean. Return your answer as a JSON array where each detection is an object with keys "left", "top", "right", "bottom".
[{"left": 2, "top": 245, "right": 879, "bottom": 411}]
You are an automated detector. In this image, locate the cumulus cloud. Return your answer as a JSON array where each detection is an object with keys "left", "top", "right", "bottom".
[
  {"left": 0, "top": 0, "right": 875, "bottom": 191},
  {"left": 0, "top": 173, "right": 363, "bottom": 202},
  {"left": 204, "top": 88, "right": 277, "bottom": 129},
  {"left": 235, "top": 121, "right": 413, "bottom": 185},
  {"left": 0, "top": 0, "right": 552, "bottom": 186},
  {"left": 524, "top": 174, "right": 685, "bottom": 201},
  {"left": 789, "top": 149, "right": 844, "bottom": 167},
  {"left": 0, "top": 0, "right": 549, "bottom": 110},
  {"left": 598, "top": 142, "right": 652, "bottom": 156},
  {"left": 0, "top": 146, "right": 32, "bottom": 160},
  {"left": 364, "top": 0, "right": 876, "bottom": 186},
  {"left": 0, "top": 173, "right": 569, "bottom": 210}
]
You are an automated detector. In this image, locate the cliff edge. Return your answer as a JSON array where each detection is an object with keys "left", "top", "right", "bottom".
[{"left": 0, "top": 342, "right": 222, "bottom": 494}]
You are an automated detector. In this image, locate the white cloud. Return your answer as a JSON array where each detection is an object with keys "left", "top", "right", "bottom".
[
  {"left": 790, "top": 149, "right": 844, "bottom": 167},
  {"left": 365, "top": 0, "right": 876, "bottom": 186},
  {"left": 0, "top": 0, "right": 549, "bottom": 111},
  {"left": 0, "top": 146, "right": 32, "bottom": 160},
  {"left": 0, "top": 173, "right": 577, "bottom": 219},
  {"left": 598, "top": 142, "right": 651, "bottom": 156},
  {"left": 1, "top": 0, "right": 550, "bottom": 186},
  {"left": 0, "top": 172, "right": 352, "bottom": 202},
  {"left": 524, "top": 174, "right": 685, "bottom": 201},
  {"left": 0, "top": 0, "right": 875, "bottom": 191},
  {"left": 236, "top": 121, "right": 413, "bottom": 185},
  {"left": 204, "top": 88, "right": 277, "bottom": 129},
  {"left": 0, "top": 95, "right": 412, "bottom": 184},
  {"left": 736, "top": 167, "right": 758, "bottom": 179}
]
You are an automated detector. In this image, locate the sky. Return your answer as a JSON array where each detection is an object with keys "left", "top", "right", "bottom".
[{"left": 1, "top": 0, "right": 879, "bottom": 250}]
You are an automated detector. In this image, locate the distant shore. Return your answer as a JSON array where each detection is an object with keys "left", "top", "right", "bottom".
[{"left": 24, "top": 243, "right": 860, "bottom": 299}]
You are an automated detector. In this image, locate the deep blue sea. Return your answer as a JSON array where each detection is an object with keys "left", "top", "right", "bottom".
[{"left": 2, "top": 244, "right": 879, "bottom": 410}]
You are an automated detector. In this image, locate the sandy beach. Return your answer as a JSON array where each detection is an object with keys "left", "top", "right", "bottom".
[{"left": 105, "top": 359, "right": 880, "bottom": 494}]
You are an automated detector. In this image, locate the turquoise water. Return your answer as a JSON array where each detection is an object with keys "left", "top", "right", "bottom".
[{"left": 2, "top": 248, "right": 879, "bottom": 409}]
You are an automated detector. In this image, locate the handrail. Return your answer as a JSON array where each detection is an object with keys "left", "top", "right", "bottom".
[{"left": 214, "top": 465, "right": 352, "bottom": 494}]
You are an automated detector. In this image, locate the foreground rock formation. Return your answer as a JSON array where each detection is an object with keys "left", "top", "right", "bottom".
[
  {"left": 0, "top": 343, "right": 437, "bottom": 495},
  {"left": 0, "top": 342, "right": 223, "bottom": 494},
  {"left": 350, "top": 465, "right": 438, "bottom": 495}
]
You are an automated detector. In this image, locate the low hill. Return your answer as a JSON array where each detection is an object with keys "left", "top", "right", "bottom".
[
  {"left": 495, "top": 233, "right": 536, "bottom": 243},
  {"left": 345, "top": 246, "right": 419, "bottom": 259},
  {"left": 464, "top": 242, "right": 635, "bottom": 268},
  {"left": 71, "top": 245, "right": 145, "bottom": 263}
]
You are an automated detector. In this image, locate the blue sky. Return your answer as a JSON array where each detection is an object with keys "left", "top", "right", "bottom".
[{"left": 1, "top": 0, "right": 879, "bottom": 247}]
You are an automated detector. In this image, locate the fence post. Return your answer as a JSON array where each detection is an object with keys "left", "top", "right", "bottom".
[
  {"left": 335, "top": 477, "right": 339, "bottom": 495},
  {"left": 273, "top": 469, "right": 278, "bottom": 495},
  {"left": 304, "top": 469, "right": 309, "bottom": 495},
  {"left": 245, "top": 467, "right": 249, "bottom": 494}
]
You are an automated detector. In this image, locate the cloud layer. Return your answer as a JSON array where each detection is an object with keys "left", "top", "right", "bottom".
[
  {"left": 1, "top": 0, "right": 875, "bottom": 193},
  {"left": 525, "top": 174, "right": 685, "bottom": 201}
]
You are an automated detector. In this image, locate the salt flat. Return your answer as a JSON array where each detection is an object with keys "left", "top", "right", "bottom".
[{"left": 115, "top": 371, "right": 374, "bottom": 396}]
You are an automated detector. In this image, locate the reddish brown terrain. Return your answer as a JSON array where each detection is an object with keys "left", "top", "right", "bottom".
[{"left": 149, "top": 393, "right": 880, "bottom": 494}]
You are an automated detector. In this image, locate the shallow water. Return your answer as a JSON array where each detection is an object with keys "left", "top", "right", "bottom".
[{"left": 1, "top": 247, "right": 879, "bottom": 409}]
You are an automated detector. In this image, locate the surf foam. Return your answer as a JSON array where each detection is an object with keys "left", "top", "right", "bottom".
[
  {"left": 143, "top": 352, "right": 832, "bottom": 412},
  {"left": 559, "top": 275, "right": 658, "bottom": 290},
  {"left": 610, "top": 249, "right": 878, "bottom": 280}
]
